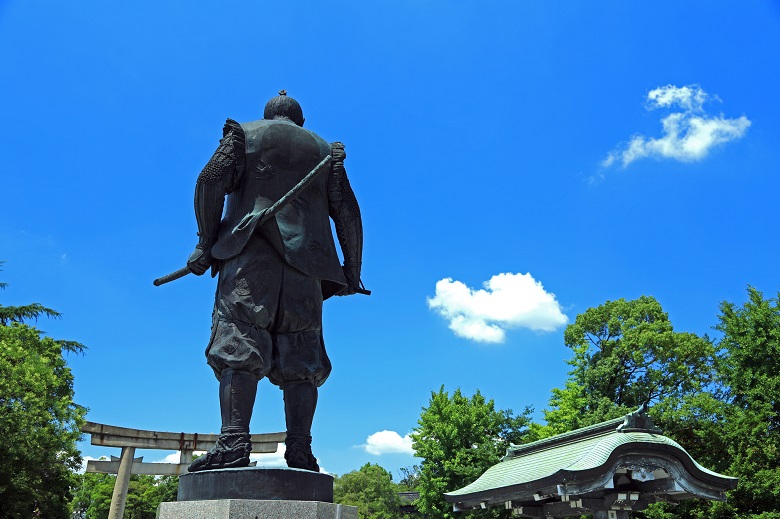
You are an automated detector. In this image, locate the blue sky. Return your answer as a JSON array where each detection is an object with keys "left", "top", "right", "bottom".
[{"left": 2, "top": 1, "right": 779, "bottom": 477}]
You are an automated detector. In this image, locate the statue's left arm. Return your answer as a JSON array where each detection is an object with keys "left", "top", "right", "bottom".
[
  {"left": 188, "top": 119, "right": 245, "bottom": 275},
  {"left": 328, "top": 142, "right": 364, "bottom": 295}
]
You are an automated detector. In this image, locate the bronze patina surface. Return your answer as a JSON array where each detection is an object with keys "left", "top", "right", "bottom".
[{"left": 159, "top": 91, "right": 367, "bottom": 475}]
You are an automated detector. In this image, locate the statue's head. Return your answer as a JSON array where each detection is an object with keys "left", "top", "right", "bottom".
[{"left": 264, "top": 90, "right": 305, "bottom": 127}]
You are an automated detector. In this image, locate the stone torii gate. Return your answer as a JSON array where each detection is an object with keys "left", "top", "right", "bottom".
[{"left": 81, "top": 421, "right": 285, "bottom": 519}]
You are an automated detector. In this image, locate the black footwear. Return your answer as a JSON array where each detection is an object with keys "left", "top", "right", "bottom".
[
  {"left": 282, "top": 380, "right": 320, "bottom": 471},
  {"left": 285, "top": 432, "right": 320, "bottom": 472},
  {"left": 188, "top": 432, "right": 252, "bottom": 472}
]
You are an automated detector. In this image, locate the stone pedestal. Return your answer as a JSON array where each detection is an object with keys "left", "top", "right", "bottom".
[
  {"left": 157, "top": 467, "right": 356, "bottom": 519},
  {"left": 177, "top": 467, "right": 333, "bottom": 502},
  {"left": 156, "top": 499, "right": 357, "bottom": 519}
]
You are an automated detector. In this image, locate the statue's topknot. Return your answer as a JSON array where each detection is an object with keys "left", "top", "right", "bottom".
[{"left": 264, "top": 90, "right": 303, "bottom": 126}]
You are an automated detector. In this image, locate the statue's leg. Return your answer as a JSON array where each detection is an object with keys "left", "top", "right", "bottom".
[
  {"left": 190, "top": 242, "right": 278, "bottom": 473},
  {"left": 219, "top": 368, "right": 257, "bottom": 433},
  {"left": 188, "top": 369, "right": 257, "bottom": 472},
  {"left": 271, "top": 265, "right": 328, "bottom": 472},
  {"left": 282, "top": 379, "right": 320, "bottom": 472}
]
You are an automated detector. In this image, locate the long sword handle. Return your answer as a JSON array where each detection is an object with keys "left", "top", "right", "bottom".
[{"left": 153, "top": 266, "right": 192, "bottom": 286}]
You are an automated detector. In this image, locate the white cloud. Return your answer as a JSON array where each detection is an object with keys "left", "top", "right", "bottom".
[
  {"left": 250, "top": 444, "right": 288, "bottom": 468},
  {"left": 361, "top": 430, "right": 415, "bottom": 456},
  {"left": 427, "top": 273, "right": 568, "bottom": 343},
  {"left": 150, "top": 447, "right": 286, "bottom": 469},
  {"left": 78, "top": 456, "right": 107, "bottom": 474},
  {"left": 155, "top": 452, "right": 183, "bottom": 464},
  {"left": 647, "top": 84, "right": 709, "bottom": 111},
  {"left": 603, "top": 84, "right": 750, "bottom": 168},
  {"left": 162, "top": 446, "right": 328, "bottom": 473},
  {"left": 250, "top": 445, "right": 328, "bottom": 473}
]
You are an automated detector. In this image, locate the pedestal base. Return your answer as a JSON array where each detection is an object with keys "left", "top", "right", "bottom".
[
  {"left": 178, "top": 467, "right": 332, "bottom": 502},
  {"left": 156, "top": 499, "right": 357, "bottom": 519}
]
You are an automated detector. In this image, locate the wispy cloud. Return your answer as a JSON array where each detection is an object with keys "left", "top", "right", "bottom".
[
  {"left": 427, "top": 273, "right": 568, "bottom": 343},
  {"left": 603, "top": 84, "right": 750, "bottom": 169},
  {"left": 361, "top": 430, "right": 415, "bottom": 456}
]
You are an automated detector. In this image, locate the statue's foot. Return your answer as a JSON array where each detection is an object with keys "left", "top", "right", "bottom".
[
  {"left": 188, "top": 432, "right": 251, "bottom": 472},
  {"left": 285, "top": 433, "right": 320, "bottom": 472},
  {"left": 286, "top": 447, "right": 320, "bottom": 472}
]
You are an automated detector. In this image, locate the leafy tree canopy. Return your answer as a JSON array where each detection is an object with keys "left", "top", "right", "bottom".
[
  {"left": 539, "top": 296, "right": 717, "bottom": 437},
  {"left": 535, "top": 290, "right": 780, "bottom": 519},
  {"left": 333, "top": 463, "right": 403, "bottom": 519},
  {"left": 397, "top": 464, "right": 421, "bottom": 491},
  {"left": 0, "top": 263, "right": 87, "bottom": 518},
  {"left": 707, "top": 287, "right": 780, "bottom": 518},
  {"left": 411, "top": 386, "right": 532, "bottom": 519},
  {"left": 70, "top": 473, "right": 179, "bottom": 519}
]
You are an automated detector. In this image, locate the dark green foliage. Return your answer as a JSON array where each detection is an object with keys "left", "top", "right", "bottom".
[
  {"left": 638, "top": 289, "right": 780, "bottom": 519},
  {"left": 333, "top": 463, "right": 403, "bottom": 519},
  {"left": 0, "top": 264, "right": 87, "bottom": 518},
  {"left": 538, "top": 296, "right": 716, "bottom": 438},
  {"left": 539, "top": 290, "right": 780, "bottom": 519},
  {"left": 397, "top": 464, "right": 421, "bottom": 491},
  {"left": 411, "top": 387, "right": 532, "bottom": 519},
  {"left": 717, "top": 287, "right": 780, "bottom": 430},
  {"left": 637, "top": 288, "right": 780, "bottom": 519},
  {"left": 537, "top": 296, "right": 723, "bottom": 519},
  {"left": 69, "top": 472, "right": 115, "bottom": 519},
  {"left": 710, "top": 287, "right": 780, "bottom": 518},
  {"left": 0, "top": 323, "right": 86, "bottom": 518},
  {"left": 70, "top": 473, "right": 179, "bottom": 519}
]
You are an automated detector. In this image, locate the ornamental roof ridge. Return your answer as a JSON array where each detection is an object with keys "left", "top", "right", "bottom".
[
  {"left": 504, "top": 406, "right": 659, "bottom": 460},
  {"left": 616, "top": 404, "right": 662, "bottom": 434}
]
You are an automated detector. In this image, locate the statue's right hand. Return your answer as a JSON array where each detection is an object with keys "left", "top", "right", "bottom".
[
  {"left": 187, "top": 246, "right": 213, "bottom": 276},
  {"left": 337, "top": 264, "right": 360, "bottom": 296}
]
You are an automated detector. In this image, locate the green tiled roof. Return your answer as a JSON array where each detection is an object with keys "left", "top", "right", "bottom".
[{"left": 446, "top": 410, "right": 735, "bottom": 498}]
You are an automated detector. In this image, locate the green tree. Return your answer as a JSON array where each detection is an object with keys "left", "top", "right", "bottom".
[
  {"left": 125, "top": 475, "right": 179, "bottom": 519},
  {"left": 531, "top": 296, "right": 723, "bottom": 519},
  {"left": 152, "top": 475, "right": 179, "bottom": 509},
  {"left": 70, "top": 472, "right": 115, "bottom": 519},
  {"left": 0, "top": 265, "right": 87, "bottom": 518},
  {"left": 397, "top": 464, "right": 421, "bottom": 491},
  {"left": 637, "top": 288, "right": 780, "bottom": 519},
  {"left": 708, "top": 287, "right": 780, "bottom": 518},
  {"left": 539, "top": 296, "right": 717, "bottom": 438},
  {"left": 411, "top": 387, "right": 532, "bottom": 519},
  {"left": 70, "top": 472, "right": 179, "bottom": 519},
  {"left": 537, "top": 292, "right": 780, "bottom": 519},
  {"left": 333, "top": 463, "right": 403, "bottom": 519}
]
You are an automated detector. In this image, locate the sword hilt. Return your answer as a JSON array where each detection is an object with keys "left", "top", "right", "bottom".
[{"left": 153, "top": 266, "right": 192, "bottom": 286}]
